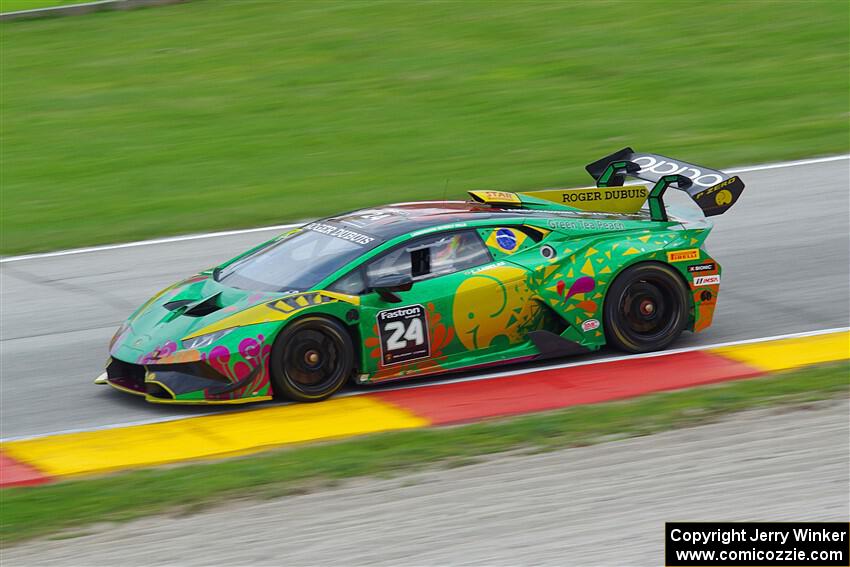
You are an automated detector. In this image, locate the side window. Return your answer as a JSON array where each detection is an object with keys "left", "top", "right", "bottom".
[
  {"left": 327, "top": 269, "right": 366, "bottom": 295},
  {"left": 367, "top": 231, "right": 491, "bottom": 284},
  {"left": 424, "top": 231, "right": 491, "bottom": 277},
  {"left": 365, "top": 245, "right": 412, "bottom": 281}
]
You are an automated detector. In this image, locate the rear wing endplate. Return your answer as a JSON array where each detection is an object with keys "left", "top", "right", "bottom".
[{"left": 585, "top": 147, "right": 745, "bottom": 219}]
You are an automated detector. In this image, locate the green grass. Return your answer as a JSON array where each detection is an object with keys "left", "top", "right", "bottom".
[
  {"left": 1, "top": 362, "right": 847, "bottom": 545},
  {"left": 0, "top": 0, "right": 84, "bottom": 12},
  {"left": 1, "top": 1, "right": 848, "bottom": 254}
]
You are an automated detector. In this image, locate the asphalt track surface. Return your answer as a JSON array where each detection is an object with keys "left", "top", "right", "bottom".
[
  {"left": 4, "top": 401, "right": 848, "bottom": 565},
  {"left": 1, "top": 159, "right": 848, "bottom": 439}
]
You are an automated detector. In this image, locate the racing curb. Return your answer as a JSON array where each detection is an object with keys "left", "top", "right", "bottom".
[{"left": 1, "top": 331, "right": 847, "bottom": 488}]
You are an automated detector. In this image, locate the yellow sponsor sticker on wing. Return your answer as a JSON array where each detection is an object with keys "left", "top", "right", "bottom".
[
  {"left": 521, "top": 186, "right": 647, "bottom": 214},
  {"left": 467, "top": 190, "right": 521, "bottom": 205},
  {"left": 667, "top": 249, "right": 700, "bottom": 262}
]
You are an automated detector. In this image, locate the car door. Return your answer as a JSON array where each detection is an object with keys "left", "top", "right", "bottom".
[{"left": 354, "top": 229, "right": 498, "bottom": 381}]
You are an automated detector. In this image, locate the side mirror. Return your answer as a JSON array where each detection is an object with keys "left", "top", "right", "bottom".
[{"left": 369, "top": 273, "right": 414, "bottom": 303}]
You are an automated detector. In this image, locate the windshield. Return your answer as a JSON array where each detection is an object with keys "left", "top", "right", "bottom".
[{"left": 216, "top": 222, "right": 382, "bottom": 292}]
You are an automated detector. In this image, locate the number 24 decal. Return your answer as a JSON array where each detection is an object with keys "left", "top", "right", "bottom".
[
  {"left": 376, "top": 304, "right": 431, "bottom": 365},
  {"left": 384, "top": 318, "right": 425, "bottom": 351}
]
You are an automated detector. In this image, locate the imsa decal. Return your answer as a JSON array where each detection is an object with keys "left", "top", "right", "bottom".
[
  {"left": 693, "top": 275, "right": 720, "bottom": 287},
  {"left": 376, "top": 304, "right": 430, "bottom": 365}
]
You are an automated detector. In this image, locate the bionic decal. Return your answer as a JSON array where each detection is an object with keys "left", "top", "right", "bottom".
[
  {"left": 376, "top": 305, "right": 430, "bottom": 365},
  {"left": 688, "top": 263, "right": 716, "bottom": 273}
]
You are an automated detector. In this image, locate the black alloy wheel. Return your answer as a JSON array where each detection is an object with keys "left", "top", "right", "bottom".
[
  {"left": 603, "top": 262, "right": 689, "bottom": 353},
  {"left": 270, "top": 316, "right": 354, "bottom": 402}
]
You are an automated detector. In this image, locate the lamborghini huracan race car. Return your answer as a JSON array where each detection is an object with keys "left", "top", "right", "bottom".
[{"left": 97, "top": 148, "right": 745, "bottom": 404}]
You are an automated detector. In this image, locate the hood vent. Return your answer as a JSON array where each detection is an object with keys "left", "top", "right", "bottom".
[
  {"left": 163, "top": 299, "right": 195, "bottom": 311},
  {"left": 163, "top": 294, "right": 224, "bottom": 317},
  {"left": 184, "top": 293, "right": 223, "bottom": 317}
]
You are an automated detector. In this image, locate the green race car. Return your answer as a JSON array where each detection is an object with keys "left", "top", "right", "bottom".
[{"left": 97, "top": 148, "right": 745, "bottom": 404}]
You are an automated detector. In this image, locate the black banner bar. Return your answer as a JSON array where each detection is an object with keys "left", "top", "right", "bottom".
[{"left": 666, "top": 522, "right": 849, "bottom": 566}]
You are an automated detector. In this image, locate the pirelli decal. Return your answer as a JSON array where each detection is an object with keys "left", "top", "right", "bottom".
[{"left": 667, "top": 249, "right": 700, "bottom": 263}]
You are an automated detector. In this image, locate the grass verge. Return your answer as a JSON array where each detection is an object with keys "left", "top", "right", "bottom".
[
  {"left": 0, "top": 0, "right": 83, "bottom": 12},
  {"left": 1, "top": 361, "right": 848, "bottom": 545},
  {"left": 1, "top": 0, "right": 848, "bottom": 253}
]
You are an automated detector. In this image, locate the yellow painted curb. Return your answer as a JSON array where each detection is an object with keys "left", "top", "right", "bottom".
[
  {"left": 2, "top": 397, "right": 429, "bottom": 478},
  {"left": 711, "top": 331, "right": 850, "bottom": 372}
]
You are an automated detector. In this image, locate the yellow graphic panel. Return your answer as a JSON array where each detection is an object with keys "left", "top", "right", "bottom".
[{"left": 453, "top": 265, "right": 536, "bottom": 350}]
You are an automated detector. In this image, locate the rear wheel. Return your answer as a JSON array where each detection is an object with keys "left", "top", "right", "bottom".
[
  {"left": 603, "top": 262, "right": 689, "bottom": 353},
  {"left": 270, "top": 316, "right": 354, "bottom": 402}
]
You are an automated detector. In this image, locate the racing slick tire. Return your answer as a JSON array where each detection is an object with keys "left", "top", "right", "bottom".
[
  {"left": 603, "top": 262, "right": 689, "bottom": 353},
  {"left": 270, "top": 316, "right": 354, "bottom": 402}
]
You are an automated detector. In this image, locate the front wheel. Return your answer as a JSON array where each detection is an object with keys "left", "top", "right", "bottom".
[
  {"left": 603, "top": 262, "right": 689, "bottom": 353},
  {"left": 270, "top": 316, "right": 354, "bottom": 402}
]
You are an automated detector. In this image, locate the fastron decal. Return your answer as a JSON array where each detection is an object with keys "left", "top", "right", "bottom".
[{"left": 581, "top": 319, "right": 600, "bottom": 332}]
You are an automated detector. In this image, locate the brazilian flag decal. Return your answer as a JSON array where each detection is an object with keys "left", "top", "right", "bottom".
[{"left": 485, "top": 227, "right": 527, "bottom": 255}]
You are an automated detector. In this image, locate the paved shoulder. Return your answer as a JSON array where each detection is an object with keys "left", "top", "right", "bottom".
[{"left": 5, "top": 400, "right": 848, "bottom": 566}]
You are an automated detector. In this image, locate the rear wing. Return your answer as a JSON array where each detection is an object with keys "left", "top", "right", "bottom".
[{"left": 585, "top": 147, "right": 745, "bottom": 219}]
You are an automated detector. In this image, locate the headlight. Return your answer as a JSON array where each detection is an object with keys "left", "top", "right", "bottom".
[{"left": 181, "top": 329, "right": 234, "bottom": 350}]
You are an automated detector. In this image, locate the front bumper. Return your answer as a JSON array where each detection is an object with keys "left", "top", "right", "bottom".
[{"left": 96, "top": 357, "right": 272, "bottom": 405}]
